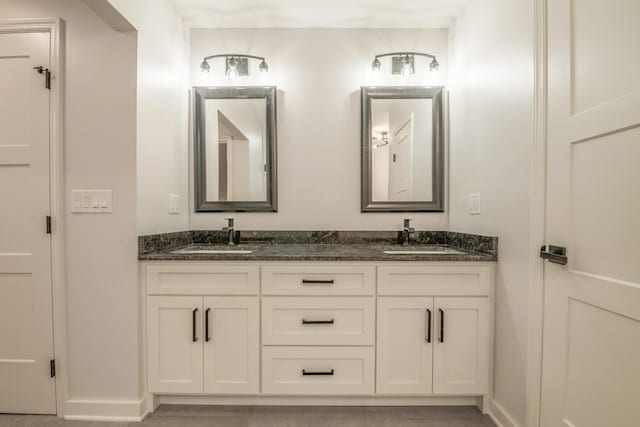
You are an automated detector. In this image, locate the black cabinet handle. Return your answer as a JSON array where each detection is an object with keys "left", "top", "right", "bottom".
[
  {"left": 301, "top": 279, "right": 335, "bottom": 285},
  {"left": 302, "top": 319, "right": 335, "bottom": 325},
  {"left": 205, "top": 308, "right": 211, "bottom": 342},
  {"left": 192, "top": 308, "right": 198, "bottom": 342},
  {"left": 438, "top": 308, "right": 444, "bottom": 343},
  {"left": 302, "top": 369, "right": 335, "bottom": 376},
  {"left": 425, "top": 308, "right": 432, "bottom": 343}
]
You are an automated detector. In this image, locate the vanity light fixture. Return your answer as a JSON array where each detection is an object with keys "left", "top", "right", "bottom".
[
  {"left": 372, "top": 131, "right": 389, "bottom": 149},
  {"left": 371, "top": 52, "right": 439, "bottom": 75},
  {"left": 200, "top": 54, "right": 270, "bottom": 77}
]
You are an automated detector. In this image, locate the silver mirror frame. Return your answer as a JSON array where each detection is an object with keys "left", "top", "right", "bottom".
[
  {"left": 361, "top": 86, "right": 444, "bottom": 212},
  {"left": 193, "top": 86, "right": 278, "bottom": 212}
]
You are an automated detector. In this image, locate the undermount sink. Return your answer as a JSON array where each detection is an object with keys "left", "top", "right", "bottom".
[
  {"left": 384, "top": 247, "right": 464, "bottom": 255},
  {"left": 171, "top": 248, "right": 253, "bottom": 254}
]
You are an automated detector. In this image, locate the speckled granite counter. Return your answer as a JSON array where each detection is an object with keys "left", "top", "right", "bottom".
[{"left": 138, "top": 231, "right": 497, "bottom": 262}]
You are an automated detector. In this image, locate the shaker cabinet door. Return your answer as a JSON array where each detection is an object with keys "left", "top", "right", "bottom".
[
  {"left": 147, "top": 296, "right": 204, "bottom": 393},
  {"left": 433, "top": 297, "right": 489, "bottom": 395},
  {"left": 203, "top": 297, "right": 260, "bottom": 394},
  {"left": 376, "top": 297, "right": 434, "bottom": 395}
]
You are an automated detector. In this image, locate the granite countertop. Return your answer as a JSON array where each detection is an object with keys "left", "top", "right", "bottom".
[{"left": 138, "top": 231, "right": 497, "bottom": 262}]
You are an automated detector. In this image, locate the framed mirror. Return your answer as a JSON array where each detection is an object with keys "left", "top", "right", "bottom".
[
  {"left": 361, "top": 86, "right": 444, "bottom": 212},
  {"left": 193, "top": 86, "right": 277, "bottom": 212}
]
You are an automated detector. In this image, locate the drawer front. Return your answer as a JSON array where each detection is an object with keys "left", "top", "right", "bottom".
[
  {"left": 145, "top": 264, "right": 259, "bottom": 295},
  {"left": 261, "top": 265, "right": 375, "bottom": 295},
  {"left": 377, "top": 264, "right": 493, "bottom": 296},
  {"left": 262, "top": 347, "right": 374, "bottom": 395},
  {"left": 262, "top": 297, "right": 375, "bottom": 345}
]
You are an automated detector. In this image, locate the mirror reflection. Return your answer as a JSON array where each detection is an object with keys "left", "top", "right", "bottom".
[
  {"left": 361, "top": 86, "right": 444, "bottom": 212},
  {"left": 371, "top": 98, "right": 433, "bottom": 202},
  {"left": 204, "top": 99, "right": 267, "bottom": 202},
  {"left": 193, "top": 86, "right": 277, "bottom": 212}
]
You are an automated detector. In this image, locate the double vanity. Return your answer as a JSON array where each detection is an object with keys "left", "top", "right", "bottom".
[
  {"left": 140, "top": 80, "right": 495, "bottom": 410},
  {"left": 139, "top": 228, "right": 497, "bottom": 411}
]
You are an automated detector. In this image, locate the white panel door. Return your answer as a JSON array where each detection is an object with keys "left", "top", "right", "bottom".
[
  {"left": 376, "top": 297, "right": 433, "bottom": 395},
  {"left": 203, "top": 297, "right": 259, "bottom": 394},
  {"left": 0, "top": 32, "right": 55, "bottom": 414},
  {"left": 541, "top": 0, "right": 640, "bottom": 426},
  {"left": 147, "top": 296, "right": 203, "bottom": 393},
  {"left": 432, "top": 298, "right": 489, "bottom": 395}
]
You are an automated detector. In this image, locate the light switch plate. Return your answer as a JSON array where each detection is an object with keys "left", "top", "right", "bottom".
[
  {"left": 469, "top": 193, "right": 481, "bottom": 215},
  {"left": 169, "top": 194, "right": 180, "bottom": 214},
  {"left": 71, "top": 190, "right": 112, "bottom": 213}
]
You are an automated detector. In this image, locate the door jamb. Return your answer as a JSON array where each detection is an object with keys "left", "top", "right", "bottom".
[
  {"left": 0, "top": 18, "right": 67, "bottom": 417},
  {"left": 526, "top": 1, "right": 547, "bottom": 426}
]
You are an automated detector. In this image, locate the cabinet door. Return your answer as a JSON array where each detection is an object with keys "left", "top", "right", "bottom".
[
  {"left": 376, "top": 297, "right": 434, "bottom": 395},
  {"left": 203, "top": 297, "right": 259, "bottom": 394},
  {"left": 433, "top": 297, "right": 489, "bottom": 395},
  {"left": 147, "top": 296, "right": 203, "bottom": 393}
]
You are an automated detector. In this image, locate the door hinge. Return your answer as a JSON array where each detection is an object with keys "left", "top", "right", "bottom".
[
  {"left": 50, "top": 359, "right": 56, "bottom": 378},
  {"left": 33, "top": 66, "right": 51, "bottom": 90},
  {"left": 46, "top": 216, "right": 52, "bottom": 234}
]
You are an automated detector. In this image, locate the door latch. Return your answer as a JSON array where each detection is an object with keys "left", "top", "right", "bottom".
[{"left": 540, "top": 245, "right": 568, "bottom": 265}]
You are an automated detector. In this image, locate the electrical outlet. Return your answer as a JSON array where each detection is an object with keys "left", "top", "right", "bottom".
[
  {"left": 469, "top": 193, "right": 480, "bottom": 215},
  {"left": 169, "top": 194, "right": 180, "bottom": 214}
]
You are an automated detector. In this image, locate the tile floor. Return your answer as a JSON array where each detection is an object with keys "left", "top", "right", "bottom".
[{"left": 0, "top": 405, "right": 497, "bottom": 427}]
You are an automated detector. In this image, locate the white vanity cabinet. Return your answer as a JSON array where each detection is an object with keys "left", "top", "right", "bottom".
[
  {"left": 142, "top": 261, "right": 494, "bottom": 404},
  {"left": 145, "top": 265, "right": 260, "bottom": 395},
  {"left": 376, "top": 296, "right": 490, "bottom": 395}
]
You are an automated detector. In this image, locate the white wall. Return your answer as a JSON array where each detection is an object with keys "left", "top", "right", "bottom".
[
  {"left": 108, "top": 0, "right": 190, "bottom": 235},
  {"left": 449, "top": 2, "right": 534, "bottom": 426},
  {"left": 190, "top": 28, "right": 449, "bottom": 231},
  {"left": 0, "top": 0, "right": 140, "bottom": 412}
]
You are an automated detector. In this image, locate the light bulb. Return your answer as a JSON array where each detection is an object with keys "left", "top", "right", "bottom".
[
  {"left": 259, "top": 59, "right": 269, "bottom": 73},
  {"left": 371, "top": 57, "right": 381, "bottom": 72},
  {"left": 429, "top": 58, "right": 440, "bottom": 72},
  {"left": 200, "top": 60, "right": 210, "bottom": 73},
  {"left": 226, "top": 57, "right": 239, "bottom": 78},
  {"left": 400, "top": 55, "right": 414, "bottom": 76}
]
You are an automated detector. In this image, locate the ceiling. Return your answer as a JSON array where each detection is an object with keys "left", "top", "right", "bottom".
[{"left": 172, "top": 0, "right": 467, "bottom": 29}]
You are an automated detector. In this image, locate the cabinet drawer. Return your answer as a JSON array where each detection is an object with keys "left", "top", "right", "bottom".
[
  {"left": 145, "top": 264, "right": 259, "bottom": 295},
  {"left": 261, "top": 265, "right": 375, "bottom": 295},
  {"left": 262, "top": 347, "right": 374, "bottom": 395},
  {"left": 377, "top": 264, "right": 493, "bottom": 296},
  {"left": 262, "top": 297, "right": 374, "bottom": 345}
]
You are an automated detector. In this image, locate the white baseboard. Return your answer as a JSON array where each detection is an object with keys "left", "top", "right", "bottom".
[
  {"left": 487, "top": 398, "right": 521, "bottom": 427},
  {"left": 155, "top": 395, "right": 478, "bottom": 407},
  {"left": 64, "top": 398, "right": 149, "bottom": 422}
]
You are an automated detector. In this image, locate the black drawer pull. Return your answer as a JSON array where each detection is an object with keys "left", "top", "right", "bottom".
[
  {"left": 302, "top": 319, "right": 335, "bottom": 325},
  {"left": 438, "top": 308, "right": 444, "bottom": 343},
  {"left": 302, "top": 369, "right": 335, "bottom": 376},
  {"left": 301, "top": 279, "right": 335, "bottom": 285},
  {"left": 192, "top": 308, "right": 198, "bottom": 342},
  {"left": 425, "top": 308, "right": 432, "bottom": 343},
  {"left": 205, "top": 308, "right": 211, "bottom": 342}
]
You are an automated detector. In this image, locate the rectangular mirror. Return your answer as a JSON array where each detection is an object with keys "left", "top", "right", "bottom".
[
  {"left": 193, "top": 86, "right": 277, "bottom": 212},
  {"left": 361, "top": 86, "right": 444, "bottom": 212}
]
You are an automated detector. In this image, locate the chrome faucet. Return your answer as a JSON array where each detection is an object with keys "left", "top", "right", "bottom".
[
  {"left": 401, "top": 218, "right": 415, "bottom": 246},
  {"left": 223, "top": 218, "right": 236, "bottom": 245}
]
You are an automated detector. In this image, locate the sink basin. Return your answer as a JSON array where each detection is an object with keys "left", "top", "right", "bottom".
[
  {"left": 384, "top": 247, "right": 464, "bottom": 255},
  {"left": 171, "top": 249, "right": 253, "bottom": 254}
]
